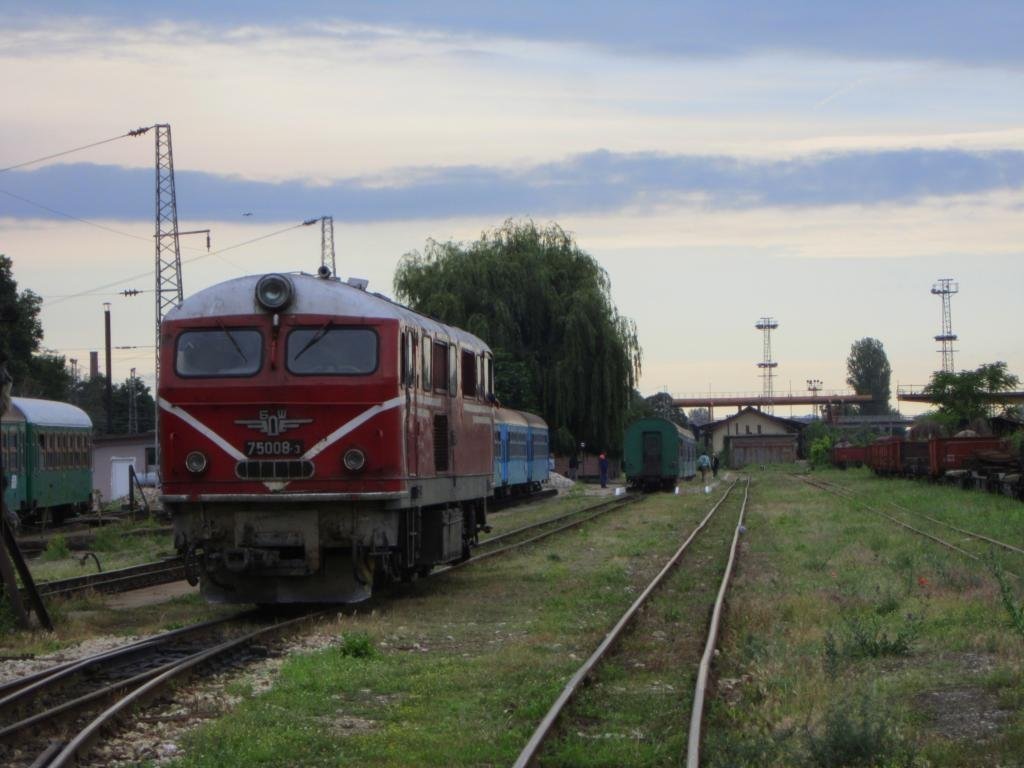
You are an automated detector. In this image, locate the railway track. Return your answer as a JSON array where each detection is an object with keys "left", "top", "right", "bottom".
[
  {"left": 512, "top": 478, "right": 749, "bottom": 767},
  {"left": 0, "top": 609, "right": 327, "bottom": 768},
  {"left": 793, "top": 473, "right": 1022, "bottom": 576},
  {"left": 27, "top": 557, "right": 186, "bottom": 602},
  {"left": 1, "top": 491, "right": 634, "bottom": 765}
]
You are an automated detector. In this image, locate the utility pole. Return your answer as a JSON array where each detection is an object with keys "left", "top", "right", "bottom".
[
  {"left": 128, "top": 368, "right": 138, "bottom": 435},
  {"left": 321, "top": 216, "right": 336, "bottom": 276},
  {"left": 104, "top": 302, "right": 113, "bottom": 434}
]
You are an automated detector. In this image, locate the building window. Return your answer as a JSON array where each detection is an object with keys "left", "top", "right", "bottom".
[
  {"left": 757, "top": 425, "right": 762, "bottom": 434},
  {"left": 745, "top": 425, "right": 751, "bottom": 435}
]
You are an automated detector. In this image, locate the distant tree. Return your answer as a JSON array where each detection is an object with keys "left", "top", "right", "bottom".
[
  {"left": 69, "top": 375, "right": 155, "bottom": 436},
  {"left": 645, "top": 392, "right": 688, "bottom": 427},
  {"left": 846, "top": 338, "right": 892, "bottom": 415},
  {"left": 923, "top": 361, "right": 1020, "bottom": 429},
  {"left": 394, "top": 220, "right": 641, "bottom": 453},
  {"left": 687, "top": 407, "right": 711, "bottom": 426}
]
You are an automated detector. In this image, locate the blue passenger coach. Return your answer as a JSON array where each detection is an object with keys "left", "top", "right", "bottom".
[{"left": 493, "top": 408, "right": 549, "bottom": 497}]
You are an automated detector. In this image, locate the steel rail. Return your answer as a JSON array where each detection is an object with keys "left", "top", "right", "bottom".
[
  {"left": 686, "top": 476, "right": 749, "bottom": 767},
  {"left": 512, "top": 480, "right": 739, "bottom": 768},
  {"left": 0, "top": 612, "right": 254, "bottom": 724},
  {"left": 30, "top": 559, "right": 185, "bottom": 601},
  {"left": 489, "top": 488, "right": 558, "bottom": 513},
  {"left": 36, "top": 610, "right": 329, "bottom": 768},
  {"left": 810, "top": 476, "right": 1024, "bottom": 557},
  {"left": 456, "top": 495, "right": 640, "bottom": 571},
  {"left": 479, "top": 494, "right": 635, "bottom": 549}
]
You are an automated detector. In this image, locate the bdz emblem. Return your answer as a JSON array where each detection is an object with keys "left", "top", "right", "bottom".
[{"left": 235, "top": 409, "right": 312, "bottom": 437}]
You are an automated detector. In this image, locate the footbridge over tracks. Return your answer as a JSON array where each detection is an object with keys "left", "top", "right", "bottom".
[{"left": 672, "top": 391, "right": 873, "bottom": 421}]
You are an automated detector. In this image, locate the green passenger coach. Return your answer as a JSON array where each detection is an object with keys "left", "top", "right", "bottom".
[
  {"left": 2, "top": 397, "right": 93, "bottom": 524},
  {"left": 623, "top": 417, "right": 697, "bottom": 491}
]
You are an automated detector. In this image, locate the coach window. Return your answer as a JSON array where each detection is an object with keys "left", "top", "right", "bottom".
[
  {"left": 432, "top": 340, "right": 448, "bottom": 392},
  {"left": 461, "top": 349, "right": 477, "bottom": 397},
  {"left": 422, "top": 334, "right": 432, "bottom": 391},
  {"left": 486, "top": 353, "right": 494, "bottom": 399},
  {"left": 287, "top": 327, "right": 378, "bottom": 375}
]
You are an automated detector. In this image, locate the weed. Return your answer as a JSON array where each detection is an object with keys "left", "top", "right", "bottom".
[
  {"left": 338, "top": 632, "right": 378, "bottom": 659},
  {"left": 40, "top": 534, "right": 70, "bottom": 561},
  {"left": 546, "top": 552, "right": 561, "bottom": 562},
  {"left": 0, "top": 599, "right": 17, "bottom": 633},
  {"left": 822, "top": 631, "right": 840, "bottom": 680},
  {"left": 874, "top": 590, "right": 901, "bottom": 616},
  {"left": 805, "top": 694, "right": 919, "bottom": 767},
  {"left": 841, "top": 612, "right": 923, "bottom": 659},
  {"left": 989, "top": 555, "right": 1024, "bottom": 642}
]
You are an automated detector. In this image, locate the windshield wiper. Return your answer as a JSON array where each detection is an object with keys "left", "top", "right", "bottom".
[
  {"left": 293, "top": 320, "right": 333, "bottom": 361},
  {"left": 217, "top": 321, "right": 247, "bottom": 363}
]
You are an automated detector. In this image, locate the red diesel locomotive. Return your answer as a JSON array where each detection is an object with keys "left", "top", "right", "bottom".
[{"left": 159, "top": 272, "right": 499, "bottom": 603}]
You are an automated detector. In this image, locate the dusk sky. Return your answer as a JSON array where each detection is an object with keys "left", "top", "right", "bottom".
[{"left": 2, "top": 1, "right": 1021, "bottom": 413}]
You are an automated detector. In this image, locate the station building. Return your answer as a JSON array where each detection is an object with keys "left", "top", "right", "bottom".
[{"left": 701, "top": 406, "right": 804, "bottom": 468}]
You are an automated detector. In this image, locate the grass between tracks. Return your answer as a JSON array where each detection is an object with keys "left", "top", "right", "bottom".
[
  {"left": 705, "top": 467, "right": 1024, "bottom": 767},
  {"left": 166, "top": 482, "right": 730, "bottom": 768}
]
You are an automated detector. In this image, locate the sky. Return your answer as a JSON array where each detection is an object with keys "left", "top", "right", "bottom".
[{"left": 1, "top": 1, "right": 1022, "bottom": 416}]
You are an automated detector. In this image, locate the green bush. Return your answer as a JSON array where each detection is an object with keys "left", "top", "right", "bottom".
[
  {"left": 338, "top": 632, "right": 378, "bottom": 659},
  {"left": 805, "top": 695, "right": 918, "bottom": 767},
  {"left": 41, "top": 534, "right": 70, "bottom": 561},
  {"left": 809, "top": 436, "right": 834, "bottom": 468}
]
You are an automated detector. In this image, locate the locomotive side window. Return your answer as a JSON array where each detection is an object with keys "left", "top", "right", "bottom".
[
  {"left": 176, "top": 329, "right": 263, "bottom": 377},
  {"left": 400, "top": 330, "right": 415, "bottom": 387},
  {"left": 287, "top": 327, "right": 378, "bottom": 375},
  {"left": 448, "top": 344, "right": 458, "bottom": 396},
  {"left": 432, "top": 340, "right": 448, "bottom": 393},
  {"left": 461, "top": 349, "right": 477, "bottom": 397},
  {"left": 422, "top": 334, "right": 432, "bottom": 391}
]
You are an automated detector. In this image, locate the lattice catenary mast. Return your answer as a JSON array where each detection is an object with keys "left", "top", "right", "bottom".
[
  {"left": 321, "top": 216, "right": 336, "bottom": 277},
  {"left": 931, "top": 278, "right": 958, "bottom": 373},
  {"left": 154, "top": 124, "right": 183, "bottom": 386},
  {"left": 755, "top": 316, "right": 779, "bottom": 414}
]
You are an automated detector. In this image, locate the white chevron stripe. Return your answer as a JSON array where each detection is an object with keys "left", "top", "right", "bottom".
[
  {"left": 158, "top": 398, "right": 246, "bottom": 461},
  {"left": 303, "top": 396, "right": 405, "bottom": 460}
]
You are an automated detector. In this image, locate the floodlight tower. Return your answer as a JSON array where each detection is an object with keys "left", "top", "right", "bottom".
[
  {"left": 321, "top": 216, "right": 336, "bottom": 277},
  {"left": 755, "top": 316, "right": 779, "bottom": 414},
  {"left": 807, "top": 378, "right": 823, "bottom": 418},
  {"left": 931, "top": 278, "right": 959, "bottom": 373}
]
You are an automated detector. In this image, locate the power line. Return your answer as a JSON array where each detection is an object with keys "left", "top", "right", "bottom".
[
  {"left": 42, "top": 220, "right": 315, "bottom": 307},
  {"left": 0, "top": 187, "right": 154, "bottom": 243},
  {"left": 0, "top": 127, "right": 151, "bottom": 174}
]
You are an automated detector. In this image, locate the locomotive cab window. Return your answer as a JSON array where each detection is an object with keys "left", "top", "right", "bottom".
[
  {"left": 422, "top": 334, "right": 432, "bottom": 391},
  {"left": 286, "top": 327, "right": 378, "bottom": 375},
  {"left": 448, "top": 344, "right": 458, "bottom": 396},
  {"left": 400, "top": 330, "right": 415, "bottom": 387},
  {"left": 176, "top": 329, "right": 263, "bottom": 377}
]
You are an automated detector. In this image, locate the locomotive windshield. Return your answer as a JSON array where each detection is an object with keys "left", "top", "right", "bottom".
[
  {"left": 175, "top": 329, "right": 263, "bottom": 377},
  {"left": 286, "top": 327, "right": 378, "bottom": 375}
]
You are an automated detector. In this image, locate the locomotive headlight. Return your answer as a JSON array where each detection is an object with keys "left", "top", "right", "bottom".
[
  {"left": 343, "top": 448, "right": 366, "bottom": 472},
  {"left": 255, "top": 273, "right": 294, "bottom": 311},
  {"left": 185, "top": 451, "right": 208, "bottom": 474}
]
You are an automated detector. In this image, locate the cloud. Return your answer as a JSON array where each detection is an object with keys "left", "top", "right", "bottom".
[
  {"left": 4, "top": 1, "right": 1023, "bottom": 67},
  {"left": 3, "top": 148, "right": 1024, "bottom": 224}
]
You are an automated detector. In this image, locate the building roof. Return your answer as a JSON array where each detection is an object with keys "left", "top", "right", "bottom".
[
  {"left": 702, "top": 406, "right": 804, "bottom": 434},
  {"left": 3, "top": 397, "right": 92, "bottom": 429}
]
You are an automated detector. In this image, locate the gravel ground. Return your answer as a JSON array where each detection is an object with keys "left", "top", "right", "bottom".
[{"left": 0, "top": 634, "right": 143, "bottom": 686}]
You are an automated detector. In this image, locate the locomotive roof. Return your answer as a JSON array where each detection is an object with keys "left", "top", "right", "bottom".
[
  {"left": 166, "top": 273, "right": 491, "bottom": 352},
  {"left": 3, "top": 397, "right": 92, "bottom": 429}
]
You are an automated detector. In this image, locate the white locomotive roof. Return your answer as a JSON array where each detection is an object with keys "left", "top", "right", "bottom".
[
  {"left": 166, "top": 273, "right": 491, "bottom": 352},
  {"left": 4, "top": 397, "right": 92, "bottom": 429}
]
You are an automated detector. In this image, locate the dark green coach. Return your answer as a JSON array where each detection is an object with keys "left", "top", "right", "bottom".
[
  {"left": 623, "top": 417, "right": 697, "bottom": 491},
  {"left": 2, "top": 397, "right": 93, "bottom": 524}
]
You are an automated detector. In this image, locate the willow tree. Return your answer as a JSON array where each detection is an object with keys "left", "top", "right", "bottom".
[{"left": 394, "top": 220, "right": 641, "bottom": 454}]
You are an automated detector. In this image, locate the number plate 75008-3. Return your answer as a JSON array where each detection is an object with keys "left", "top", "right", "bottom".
[{"left": 245, "top": 440, "right": 304, "bottom": 457}]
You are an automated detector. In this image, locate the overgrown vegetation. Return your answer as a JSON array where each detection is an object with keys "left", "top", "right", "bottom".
[
  {"left": 40, "top": 533, "right": 71, "bottom": 561},
  {"left": 805, "top": 695, "right": 920, "bottom": 768},
  {"left": 923, "top": 361, "right": 1020, "bottom": 430}
]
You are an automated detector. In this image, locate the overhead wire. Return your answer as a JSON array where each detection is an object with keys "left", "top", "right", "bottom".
[
  {"left": 42, "top": 220, "right": 316, "bottom": 307},
  {"left": 0, "top": 127, "right": 151, "bottom": 174}
]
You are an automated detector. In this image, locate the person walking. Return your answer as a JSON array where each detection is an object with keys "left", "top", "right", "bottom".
[
  {"left": 711, "top": 454, "right": 720, "bottom": 478},
  {"left": 598, "top": 452, "right": 609, "bottom": 489},
  {"left": 697, "top": 452, "right": 711, "bottom": 489},
  {"left": 568, "top": 453, "right": 578, "bottom": 481}
]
